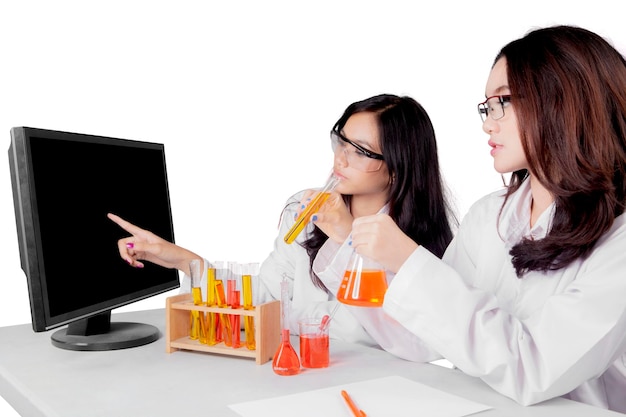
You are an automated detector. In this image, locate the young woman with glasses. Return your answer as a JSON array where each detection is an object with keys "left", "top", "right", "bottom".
[
  {"left": 108, "top": 93, "right": 456, "bottom": 346},
  {"left": 317, "top": 26, "right": 626, "bottom": 412}
]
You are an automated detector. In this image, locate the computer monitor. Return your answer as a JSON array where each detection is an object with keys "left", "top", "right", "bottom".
[{"left": 8, "top": 126, "right": 180, "bottom": 351}]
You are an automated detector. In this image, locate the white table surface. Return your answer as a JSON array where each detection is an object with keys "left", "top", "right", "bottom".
[{"left": 0, "top": 308, "right": 621, "bottom": 417}]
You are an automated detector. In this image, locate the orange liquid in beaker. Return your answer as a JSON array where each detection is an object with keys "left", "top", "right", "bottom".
[
  {"left": 337, "top": 269, "right": 387, "bottom": 307},
  {"left": 299, "top": 333, "right": 329, "bottom": 368}
]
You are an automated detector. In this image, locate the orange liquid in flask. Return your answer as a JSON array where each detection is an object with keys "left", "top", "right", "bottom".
[{"left": 337, "top": 269, "right": 387, "bottom": 307}]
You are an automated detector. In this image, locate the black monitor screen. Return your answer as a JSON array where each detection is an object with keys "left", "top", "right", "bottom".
[{"left": 9, "top": 127, "right": 180, "bottom": 350}]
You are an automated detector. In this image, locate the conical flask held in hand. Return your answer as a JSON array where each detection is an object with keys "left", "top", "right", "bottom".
[{"left": 337, "top": 252, "right": 387, "bottom": 307}]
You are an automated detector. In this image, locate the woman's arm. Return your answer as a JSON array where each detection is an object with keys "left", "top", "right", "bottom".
[
  {"left": 384, "top": 212, "right": 626, "bottom": 406},
  {"left": 107, "top": 213, "right": 202, "bottom": 275}
]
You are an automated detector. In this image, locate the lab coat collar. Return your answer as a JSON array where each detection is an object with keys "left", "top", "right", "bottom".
[{"left": 498, "top": 179, "right": 555, "bottom": 250}]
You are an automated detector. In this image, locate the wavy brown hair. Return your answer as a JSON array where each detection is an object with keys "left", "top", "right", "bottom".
[{"left": 497, "top": 26, "right": 626, "bottom": 276}]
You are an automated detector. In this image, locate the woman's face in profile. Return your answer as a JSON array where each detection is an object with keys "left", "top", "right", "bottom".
[
  {"left": 482, "top": 57, "right": 527, "bottom": 175},
  {"left": 333, "top": 111, "right": 391, "bottom": 199}
]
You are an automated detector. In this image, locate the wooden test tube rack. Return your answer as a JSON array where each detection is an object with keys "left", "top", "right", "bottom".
[{"left": 165, "top": 293, "right": 280, "bottom": 364}]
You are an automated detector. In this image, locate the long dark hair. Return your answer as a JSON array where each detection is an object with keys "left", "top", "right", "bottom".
[
  {"left": 497, "top": 26, "right": 626, "bottom": 276},
  {"left": 303, "top": 94, "right": 456, "bottom": 290}
]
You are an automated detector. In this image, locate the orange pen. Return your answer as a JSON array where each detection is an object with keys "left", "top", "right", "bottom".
[{"left": 341, "top": 390, "right": 367, "bottom": 417}]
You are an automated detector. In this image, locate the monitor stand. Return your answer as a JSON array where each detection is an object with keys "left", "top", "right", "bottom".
[{"left": 51, "top": 311, "right": 160, "bottom": 351}]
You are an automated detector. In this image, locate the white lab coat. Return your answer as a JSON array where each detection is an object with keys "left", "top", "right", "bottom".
[
  {"left": 181, "top": 190, "right": 377, "bottom": 347},
  {"left": 317, "top": 179, "right": 626, "bottom": 412}
]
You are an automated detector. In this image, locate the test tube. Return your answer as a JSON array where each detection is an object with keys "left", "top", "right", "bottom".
[
  {"left": 227, "top": 261, "right": 241, "bottom": 349},
  {"left": 283, "top": 172, "right": 340, "bottom": 244},
  {"left": 206, "top": 261, "right": 219, "bottom": 346},
  {"left": 241, "top": 262, "right": 259, "bottom": 350},
  {"left": 189, "top": 259, "right": 207, "bottom": 344},
  {"left": 214, "top": 279, "right": 233, "bottom": 347}
]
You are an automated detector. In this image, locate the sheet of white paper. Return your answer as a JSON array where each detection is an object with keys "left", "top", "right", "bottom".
[{"left": 229, "top": 375, "right": 492, "bottom": 417}]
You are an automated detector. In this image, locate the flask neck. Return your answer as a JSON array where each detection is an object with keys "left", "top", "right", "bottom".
[{"left": 281, "top": 328, "right": 291, "bottom": 342}]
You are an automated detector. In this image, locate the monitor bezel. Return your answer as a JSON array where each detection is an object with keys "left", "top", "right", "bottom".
[{"left": 8, "top": 126, "right": 180, "bottom": 333}]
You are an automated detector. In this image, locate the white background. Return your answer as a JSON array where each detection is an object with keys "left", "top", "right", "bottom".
[{"left": 1, "top": 1, "right": 624, "bottom": 415}]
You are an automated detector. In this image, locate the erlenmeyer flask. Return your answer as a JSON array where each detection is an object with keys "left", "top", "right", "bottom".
[
  {"left": 337, "top": 252, "right": 387, "bottom": 307},
  {"left": 273, "top": 328, "right": 301, "bottom": 376},
  {"left": 272, "top": 279, "right": 300, "bottom": 375}
]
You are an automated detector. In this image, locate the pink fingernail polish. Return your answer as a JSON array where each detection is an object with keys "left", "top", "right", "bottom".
[{"left": 126, "top": 242, "right": 134, "bottom": 249}]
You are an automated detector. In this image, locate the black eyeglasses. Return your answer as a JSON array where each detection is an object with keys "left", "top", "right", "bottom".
[
  {"left": 477, "top": 95, "right": 512, "bottom": 122},
  {"left": 330, "top": 130, "right": 384, "bottom": 172}
]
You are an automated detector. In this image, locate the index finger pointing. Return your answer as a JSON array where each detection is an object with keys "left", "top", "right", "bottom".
[{"left": 107, "top": 213, "right": 143, "bottom": 235}]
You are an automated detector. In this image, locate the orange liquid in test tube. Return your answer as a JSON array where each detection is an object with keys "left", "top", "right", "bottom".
[
  {"left": 227, "top": 279, "right": 241, "bottom": 349},
  {"left": 284, "top": 192, "right": 332, "bottom": 244},
  {"left": 242, "top": 274, "right": 256, "bottom": 350},
  {"left": 190, "top": 287, "right": 207, "bottom": 343},
  {"left": 214, "top": 280, "right": 233, "bottom": 347},
  {"left": 206, "top": 266, "right": 219, "bottom": 345},
  {"left": 189, "top": 292, "right": 200, "bottom": 340},
  {"left": 283, "top": 173, "right": 340, "bottom": 244}
]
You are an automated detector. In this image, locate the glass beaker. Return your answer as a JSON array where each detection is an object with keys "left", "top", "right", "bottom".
[
  {"left": 299, "top": 318, "right": 330, "bottom": 368},
  {"left": 336, "top": 252, "right": 387, "bottom": 307}
]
